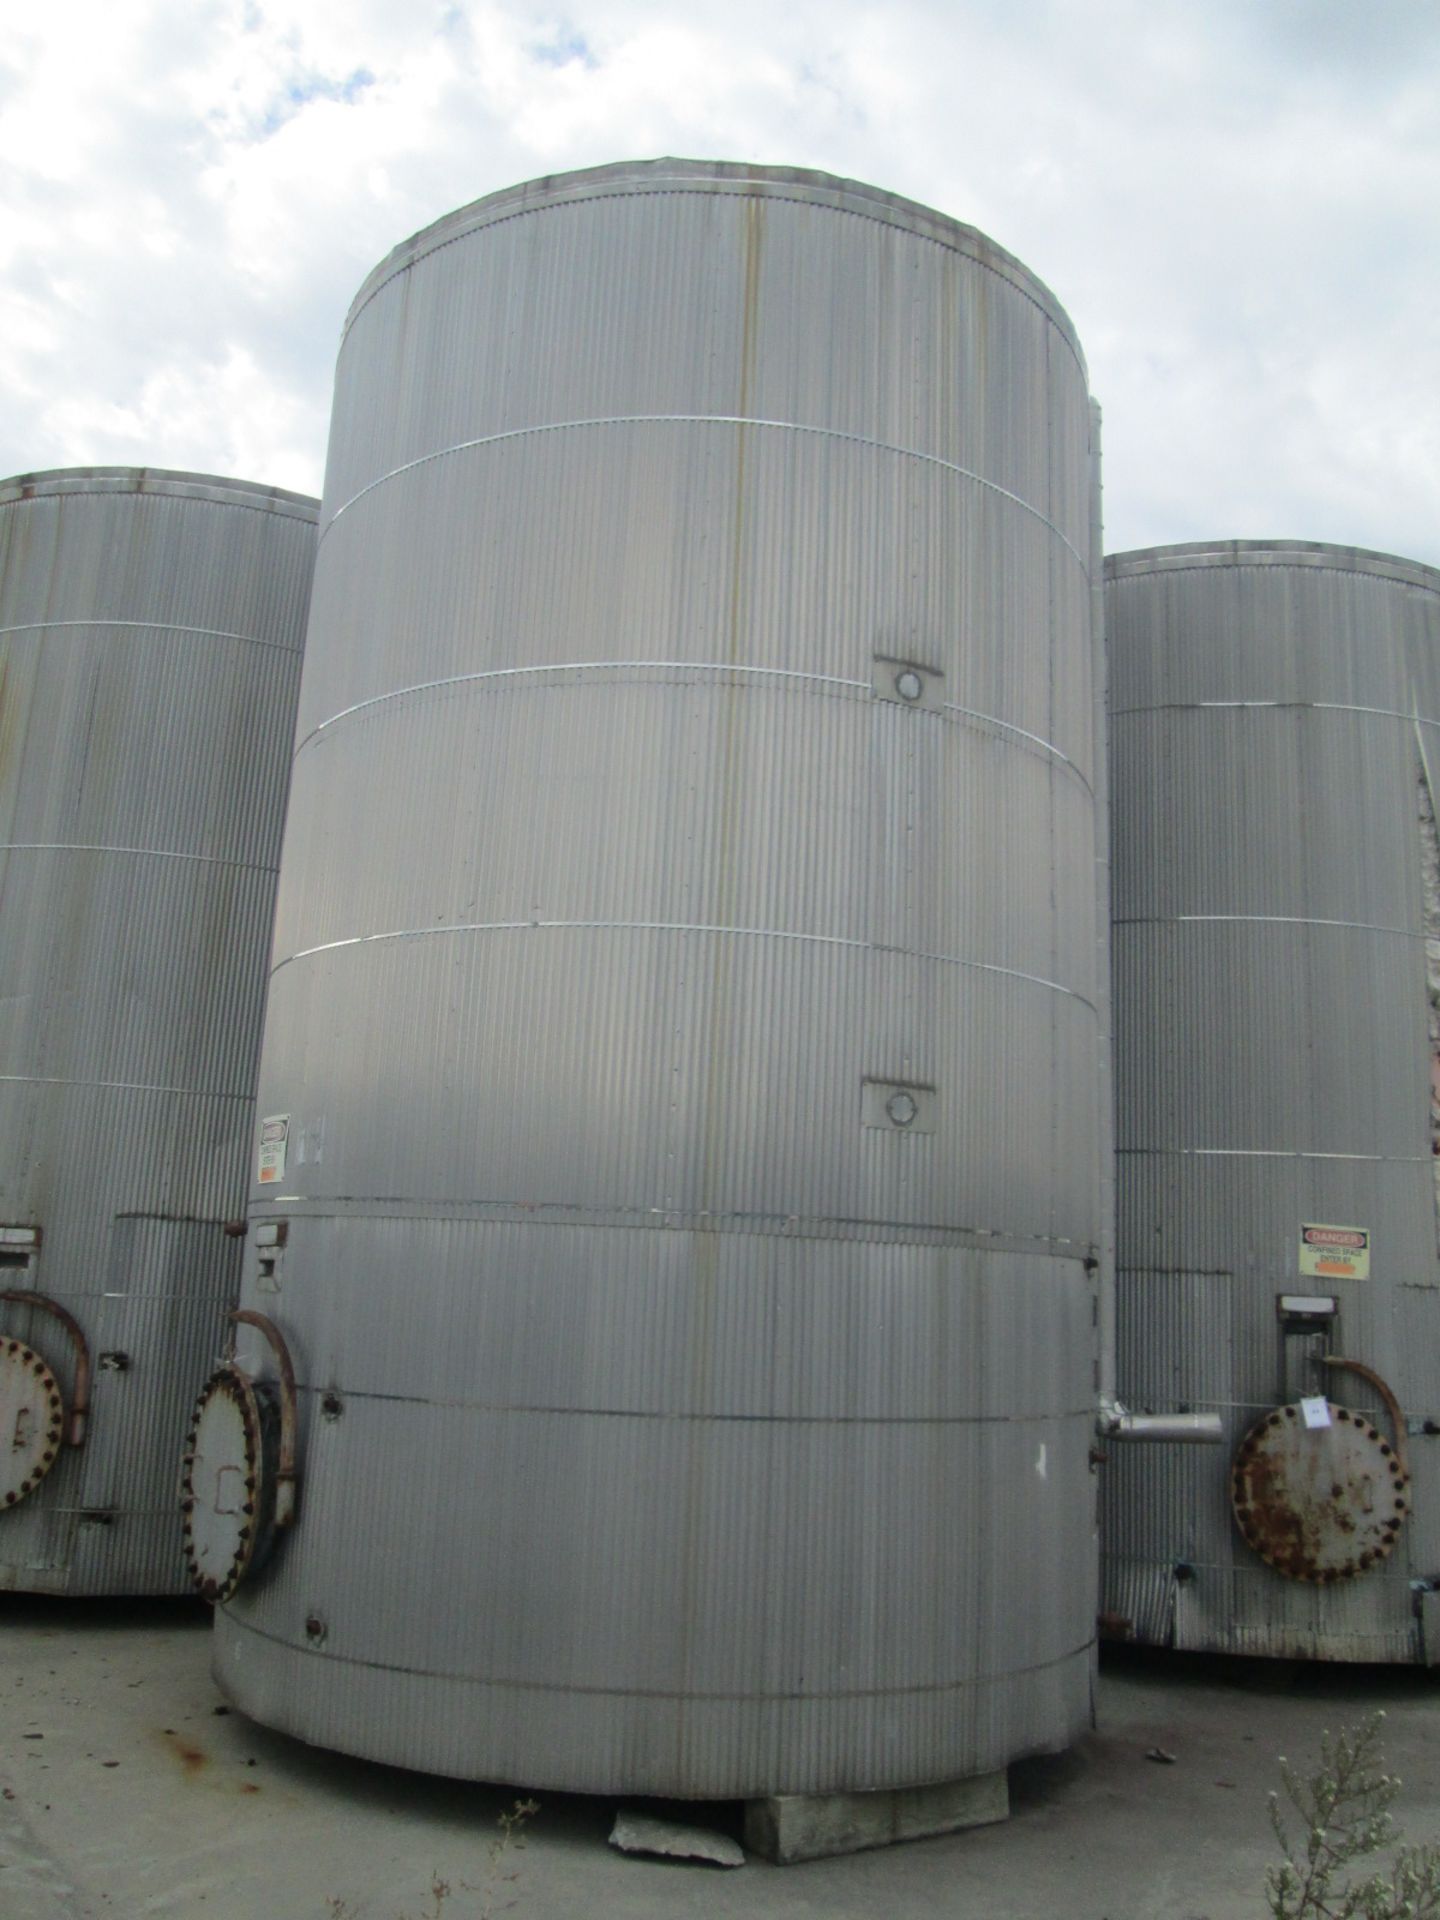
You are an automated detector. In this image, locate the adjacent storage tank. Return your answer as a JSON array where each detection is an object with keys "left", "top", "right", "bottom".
[
  {"left": 0, "top": 467, "right": 317, "bottom": 1593},
  {"left": 207, "top": 160, "right": 1105, "bottom": 1796},
  {"left": 1102, "top": 540, "right": 1440, "bottom": 1661}
]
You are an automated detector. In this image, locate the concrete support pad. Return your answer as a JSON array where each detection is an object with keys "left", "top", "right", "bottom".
[{"left": 743, "top": 1768, "right": 1009, "bottom": 1864}]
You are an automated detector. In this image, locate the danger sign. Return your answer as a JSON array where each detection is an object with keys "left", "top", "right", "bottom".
[
  {"left": 257, "top": 1114, "right": 289, "bottom": 1186},
  {"left": 1299, "top": 1223, "right": 1369, "bottom": 1280}
]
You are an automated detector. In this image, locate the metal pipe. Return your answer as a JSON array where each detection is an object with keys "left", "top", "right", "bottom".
[
  {"left": 1098, "top": 1400, "right": 1225, "bottom": 1444},
  {"left": 229, "top": 1310, "right": 299, "bottom": 1527},
  {"left": 1083, "top": 413, "right": 1218, "bottom": 1459},
  {"left": 0, "top": 1290, "right": 91, "bottom": 1446},
  {"left": 1322, "top": 1356, "right": 1409, "bottom": 1475},
  {"left": 1089, "top": 399, "right": 1118, "bottom": 1411}
]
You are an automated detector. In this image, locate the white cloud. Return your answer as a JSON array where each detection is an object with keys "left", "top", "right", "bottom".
[
  {"left": 41, "top": 343, "right": 320, "bottom": 495},
  {"left": 0, "top": 0, "right": 1435, "bottom": 564}
]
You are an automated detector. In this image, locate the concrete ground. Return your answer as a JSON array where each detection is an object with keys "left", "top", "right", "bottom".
[{"left": 4, "top": 1597, "right": 1440, "bottom": 1920}]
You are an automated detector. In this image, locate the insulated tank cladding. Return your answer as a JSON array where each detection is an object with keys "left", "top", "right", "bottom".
[
  {"left": 0, "top": 468, "right": 317, "bottom": 1593},
  {"left": 211, "top": 160, "right": 1104, "bottom": 1795},
  {"left": 1102, "top": 540, "right": 1440, "bottom": 1661}
]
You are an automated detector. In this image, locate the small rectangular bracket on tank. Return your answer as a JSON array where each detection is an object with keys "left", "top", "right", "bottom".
[
  {"left": 861, "top": 1079, "right": 938, "bottom": 1135},
  {"left": 0, "top": 1226, "right": 40, "bottom": 1272},
  {"left": 871, "top": 655, "right": 944, "bottom": 711},
  {"left": 255, "top": 1221, "right": 288, "bottom": 1294},
  {"left": 1277, "top": 1293, "right": 1337, "bottom": 1325},
  {"left": 1276, "top": 1293, "right": 1336, "bottom": 1405},
  {"left": 1412, "top": 1582, "right": 1440, "bottom": 1666}
]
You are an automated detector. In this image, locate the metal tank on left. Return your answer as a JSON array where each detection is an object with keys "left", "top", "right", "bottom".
[{"left": 0, "top": 467, "right": 318, "bottom": 1593}]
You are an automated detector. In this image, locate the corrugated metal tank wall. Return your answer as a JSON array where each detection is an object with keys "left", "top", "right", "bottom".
[
  {"left": 1102, "top": 539, "right": 1440, "bottom": 1660},
  {"left": 0, "top": 468, "right": 317, "bottom": 1593},
  {"left": 211, "top": 159, "right": 1104, "bottom": 1796}
]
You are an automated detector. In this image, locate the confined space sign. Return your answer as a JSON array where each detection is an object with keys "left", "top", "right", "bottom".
[
  {"left": 257, "top": 1114, "right": 289, "bottom": 1186},
  {"left": 1299, "top": 1223, "right": 1370, "bottom": 1280}
]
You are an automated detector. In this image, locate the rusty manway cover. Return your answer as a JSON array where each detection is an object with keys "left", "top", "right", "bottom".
[
  {"left": 1231, "top": 1402, "right": 1410, "bottom": 1583},
  {"left": 0, "top": 1338, "right": 64, "bottom": 1510}
]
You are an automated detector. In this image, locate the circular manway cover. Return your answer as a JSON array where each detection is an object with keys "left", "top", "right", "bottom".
[
  {"left": 1231, "top": 1401, "right": 1411, "bottom": 1582},
  {"left": 0, "top": 1338, "right": 65, "bottom": 1510},
  {"left": 181, "top": 1367, "right": 273, "bottom": 1604}
]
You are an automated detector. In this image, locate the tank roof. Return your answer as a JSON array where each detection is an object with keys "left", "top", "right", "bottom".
[
  {"left": 1105, "top": 538, "right": 1440, "bottom": 596},
  {"left": 344, "top": 157, "right": 1086, "bottom": 380},
  {"left": 0, "top": 466, "right": 320, "bottom": 523}
]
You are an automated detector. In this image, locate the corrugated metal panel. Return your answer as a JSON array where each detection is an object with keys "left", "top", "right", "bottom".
[
  {"left": 225, "top": 1234, "right": 1094, "bottom": 1795},
  {"left": 0, "top": 468, "right": 317, "bottom": 1593},
  {"left": 214, "top": 159, "right": 1103, "bottom": 1796},
  {"left": 1101, "top": 540, "right": 1440, "bottom": 1661}
]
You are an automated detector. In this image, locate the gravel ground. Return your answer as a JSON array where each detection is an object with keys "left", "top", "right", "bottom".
[{"left": 3, "top": 1595, "right": 1440, "bottom": 1920}]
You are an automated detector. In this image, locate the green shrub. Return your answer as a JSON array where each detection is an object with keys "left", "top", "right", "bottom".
[{"left": 1267, "top": 1712, "right": 1440, "bottom": 1920}]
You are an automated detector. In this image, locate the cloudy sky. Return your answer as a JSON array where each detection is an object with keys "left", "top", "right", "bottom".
[{"left": 2, "top": 0, "right": 1436, "bottom": 563}]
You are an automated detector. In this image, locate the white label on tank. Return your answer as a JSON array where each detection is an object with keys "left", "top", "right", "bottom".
[
  {"left": 1301, "top": 1396, "right": 1332, "bottom": 1430},
  {"left": 257, "top": 1114, "right": 289, "bottom": 1185},
  {"left": 1035, "top": 1443, "right": 1048, "bottom": 1480}
]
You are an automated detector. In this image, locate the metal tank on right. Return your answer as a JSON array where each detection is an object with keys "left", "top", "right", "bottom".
[{"left": 1102, "top": 539, "right": 1440, "bottom": 1662}]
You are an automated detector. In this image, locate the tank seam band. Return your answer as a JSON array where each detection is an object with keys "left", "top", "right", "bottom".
[
  {"left": 318, "top": 414, "right": 1089, "bottom": 572},
  {"left": 0, "top": 1075, "right": 253, "bottom": 1099},
  {"left": 287, "top": 1388, "right": 1099, "bottom": 1425},
  {"left": 0, "top": 843, "right": 277, "bottom": 874},
  {"left": 293, "top": 662, "right": 1091, "bottom": 790},
  {"left": 1117, "top": 1147, "right": 1428, "bottom": 1163},
  {"left": 220, "top": 1613, "right": 1095, "bottom": 1702},
  {"left": 1115, "top": 914, "right": 1419, "bottom": 938},
  {"left": 1113, "top": 701, "right": 1440, "bottom": 724},
  {"left": 0, "top": 619, "right": 303, "bottom": 655},
  {"left": 242, "top": 1200, "right": 1093, "bottom": 1258},
  {"left": 269, "top": 917, "right": 1099, "bottom": 1015}
]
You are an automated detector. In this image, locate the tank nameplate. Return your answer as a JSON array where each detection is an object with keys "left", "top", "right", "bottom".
[{"left": 1231, "top": 1401, "right": 1410, "bottom": 1582}]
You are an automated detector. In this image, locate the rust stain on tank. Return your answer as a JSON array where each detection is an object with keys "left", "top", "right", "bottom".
[{"left": 1236, "top": 1438, "right": 1324, "bottom": 1577}]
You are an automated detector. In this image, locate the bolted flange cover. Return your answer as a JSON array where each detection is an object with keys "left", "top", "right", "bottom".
[
  {"left": 1231, "top": 1400, "right": 1411, "bottom": 1583},
  {"left": 0, "top": 1338, "right": 65, "bottom": 1511},
  {"left": 181, "top": 1365, "right": 281, "bottom": 1603}
]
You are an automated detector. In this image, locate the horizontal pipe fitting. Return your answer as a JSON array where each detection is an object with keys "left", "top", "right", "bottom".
[{"left": 1098, "top": 1399, "right": 1225, "bottom": 1445}]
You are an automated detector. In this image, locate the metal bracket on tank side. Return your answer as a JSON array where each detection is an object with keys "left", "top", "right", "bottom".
[
  {"left": 227, "top": 1311, "right": 300, "bottom": 1528},
  {"left": 871, "top": 655, "right": 945, "bottom": 711},
  {"left": 1097, "top": 1396, "right": 1224, "bottom": 1445},
  {"left": 1410, "top": 1579, "right": 1440, "bottom": 1666},
  {"left": 0, "top": 1290, "right": 91, "bottom": 1446}
]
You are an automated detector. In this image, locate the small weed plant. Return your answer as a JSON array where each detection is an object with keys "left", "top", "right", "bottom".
[
  {"left": 474, "top": 1798, "right": 540, "bottom": 1920},
  {"left": 1267, "top": 1712, "right": 1440, "bottom": 1920},
  {"left": 326, "top": 1796, "right": 539, "bottom": 1919}
]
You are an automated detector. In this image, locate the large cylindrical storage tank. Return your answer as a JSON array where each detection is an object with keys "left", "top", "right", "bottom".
[
  {"left": 0, "top": 467, "right": 317, "bottom": 1593},
  {"left": 1102, "top": 539, "right": 1440, "bottom": 1661},
  {"left": 208, "top": 159, "right": 1104, "bottom": 1799}
]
